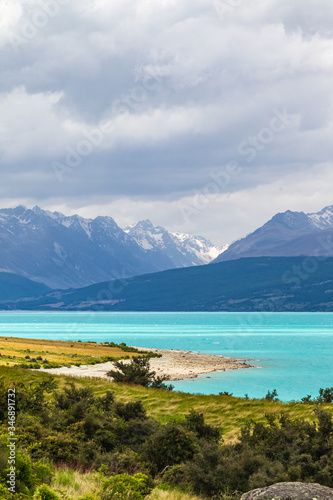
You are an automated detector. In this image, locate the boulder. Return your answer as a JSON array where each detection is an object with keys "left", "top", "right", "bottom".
[{"left": 240, "top": 482, "right": 333, "bottom": 500}]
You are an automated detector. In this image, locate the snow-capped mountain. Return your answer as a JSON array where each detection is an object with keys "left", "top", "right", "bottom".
[
  {"left": 308, "top": 205, "right": 333, "bottom": 230},
  {"left": 213, "top": 204, "right": 333, "bottom": 263},
  {"left": 124, "top": 220, "right": 226, "bottom": 268},
  {"left": 0, "top": 205, "right": 157, "bottom": 289},
  {"left": 0, "top": 206, "right": 224, "bottom": 289}
]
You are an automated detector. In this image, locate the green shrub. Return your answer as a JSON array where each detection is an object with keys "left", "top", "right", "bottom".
[
  {"left": 55, "top": 382, "right": 94, "bottom": 410},
  {"left": 182, "top": 443, "right": 263, "bottom": 497},
  {"left": 116, "top": 401, "right": 147, "bottom": 421},
  {"left": 33, "top": 484, "right": 59, "bottom": 500},
  {"left": 184, "top": 409, "right": 221, "bottom": 442},
  {"left": 119, "top": 418, "right": 159, "bottom": 449},
  {"left": 0, "top": 448, "right": 41, "bottom": 497},
  {"left": 15, "top": 450, "right": 38, "bottom": 494},
  {"left": 32, "top": 461, "right": 54, "bottom": 485},
  {"left": 0, "top": 484, "right": 11, "bottom": 499},
  {"left": 107, "top": 357, "right": 172, "bottom": 390},
  {"left": 318, "top": 387, "right": 333, "bottom": 403},
  {"left": 41, "top": 435, "right": 79, "bottom": 463},
  {"left": 100, "top": 473, "right": 152, "bottom": 500},
  {"left": 141, "top": 422, "right": 198, "bottom": 472},
  {"left": 96, "top": 390, "right": 114, "bottom": 412},
  {"left": 108, "top": 450, "right": 149, "bottom": 475}
]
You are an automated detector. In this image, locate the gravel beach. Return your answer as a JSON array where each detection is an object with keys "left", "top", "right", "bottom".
[{"left": 38, "top": 345, "right": 253, "bottom": 381}]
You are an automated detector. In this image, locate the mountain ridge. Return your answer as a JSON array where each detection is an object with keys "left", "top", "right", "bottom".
[
  {"left": 0, "top": 205, "right": 223, "bottom": 289},
  {"left": 3, "top": 256, "right": 333, "bottom": 312},
  {"left": 213, "top": 204, "right": 333, "bottom": 263}
]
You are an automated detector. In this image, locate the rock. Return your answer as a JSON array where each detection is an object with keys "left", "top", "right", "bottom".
[{"left": 240, "top": 482, "right": 333, "bottom": 499}]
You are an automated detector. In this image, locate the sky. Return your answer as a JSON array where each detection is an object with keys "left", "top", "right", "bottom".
[{"left": 1, "top": 0, "right": 333, "bottom": 246}]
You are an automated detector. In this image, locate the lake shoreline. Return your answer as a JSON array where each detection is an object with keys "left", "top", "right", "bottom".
[{"left": 37, "top": 345, "right": 254, "bottom": 381}]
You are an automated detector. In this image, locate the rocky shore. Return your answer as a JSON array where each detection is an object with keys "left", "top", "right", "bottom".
[{"left": 38, "top": 345, "right": 254, "bottom": 381}]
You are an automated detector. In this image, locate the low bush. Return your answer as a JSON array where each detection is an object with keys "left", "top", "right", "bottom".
[
  {"left": 33, "top": 485, "right": 59, "bottom": 500},
  {"left": 1, "top": 377, "right": 333, "bottom": 500},
  {"left": 100, "top": 473, "right": 152, "bottom": 500},
  {"left": 141, "top": 422, "right": 198, "bottom": 472},
  {"left": 0, "top": 484, "right": 11, "bottom": 499}
]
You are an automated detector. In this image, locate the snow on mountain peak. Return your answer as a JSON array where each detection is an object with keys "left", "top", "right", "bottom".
[
  {"left": 124, "top": 220, "right": 226, "bottom": 266},
  {"left": 308, "top": 205, "right": 333, "bottom": 230},
  {"left": 0, "top": 206, "right": 227, "bottom": 283}
]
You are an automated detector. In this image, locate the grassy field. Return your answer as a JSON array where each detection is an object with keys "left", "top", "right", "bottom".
[
  {"left": 0, "top": 364, "right": 331, "bottom": 444},
  {"left": 0, "top": 336, "right": 144, "bottom": 369}
]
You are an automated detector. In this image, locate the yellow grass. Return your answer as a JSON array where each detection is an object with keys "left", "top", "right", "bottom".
[
  {"left": 0, "top": 336, "right": 141, "bottom": 368},
  {"left": 148, "top": 489, "right": 202, "bottom": 500}
]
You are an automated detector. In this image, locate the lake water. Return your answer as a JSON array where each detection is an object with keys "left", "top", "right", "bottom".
[{"left": 0, "top": 311, "right": 332, "bottom": 401}]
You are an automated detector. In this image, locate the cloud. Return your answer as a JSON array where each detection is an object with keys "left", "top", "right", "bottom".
[{"left": 0, "top": 0, "right": 333, "bottom": 242}]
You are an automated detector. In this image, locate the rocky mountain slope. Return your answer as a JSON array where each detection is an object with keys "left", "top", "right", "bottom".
[
  {"left": 214, "top": 205, "right": 333, "bottom": 263},
  {"left": 125, "top": 219, "right": 225, "bottom": 268},
  {"left": 0, "top": 206, "right": 223, "bottom": 289}
]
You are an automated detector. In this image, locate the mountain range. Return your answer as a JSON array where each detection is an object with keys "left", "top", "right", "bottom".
[
  {"left": 0, "top": 206, "right": 223, "bottom": 289},
  {"left": 2, "top": 203, "right": 333, "bottom": 312},
  {"left": 4, "top": 256, "right": 333, "bottom": 312},
  {"left": 213, "top": 204, "right": 333, "bottom": 263}
]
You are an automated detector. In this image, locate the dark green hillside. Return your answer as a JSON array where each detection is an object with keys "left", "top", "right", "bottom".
[
  {"left": 5, "top": 256, "right": 333, "bottom": 311},
  {"left": 0, "top": 272, "right": 50, "bottom": 301}
]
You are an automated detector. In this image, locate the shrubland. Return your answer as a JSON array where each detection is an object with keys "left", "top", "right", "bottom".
[{"left": 0, "top": 366, "right": 333, "bottom": 499}]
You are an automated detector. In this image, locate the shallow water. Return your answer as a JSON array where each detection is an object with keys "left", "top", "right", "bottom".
[{"left": 0, "top": 311, "right": 332, "bottom": 401}]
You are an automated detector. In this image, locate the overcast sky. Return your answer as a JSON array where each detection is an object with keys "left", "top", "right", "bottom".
[{"left": 1, "top": 0, "right": 333, "bottom": 245}]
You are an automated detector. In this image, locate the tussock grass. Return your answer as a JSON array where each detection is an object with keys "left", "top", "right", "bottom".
[
  {"left": 52, "top": 468, "right": 100, "bottom": 498},
  {"left": 51, "top": 470, "right": 200, "bottom": 500},
  {"left": 148, "top": 489, "right": 202, "bottom": 500},
  {"left": 1, "top": 365, "right": 331, "bottom": 443}
]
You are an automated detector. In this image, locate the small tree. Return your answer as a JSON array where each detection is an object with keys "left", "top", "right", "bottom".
[
  {"left": 264, "top": 389, "right": 279, "bottom": 401},
  {"left": 318, "top": 387, "right": 333, "bottom": 403},
  {"left": 107, "top": 357, "right": 173, "bottom": 390}
]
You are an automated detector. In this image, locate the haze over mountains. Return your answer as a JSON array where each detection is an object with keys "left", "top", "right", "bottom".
[
  {"left": 214, "top": 205, "right": 333, "bottom": 263},
  {"left": 0, "top": 206, "right": 223, "bottom": 289}
]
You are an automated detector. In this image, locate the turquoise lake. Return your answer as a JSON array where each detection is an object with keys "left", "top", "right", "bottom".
[{"left": 0, "top": 312, "right": 332, "bottom": 402}]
